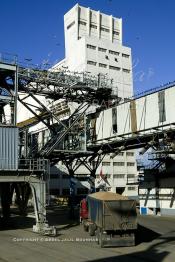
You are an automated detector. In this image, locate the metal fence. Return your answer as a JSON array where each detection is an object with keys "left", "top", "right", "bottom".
[{"left": 18, "top": 158, "right": 50, "bottom": 172}]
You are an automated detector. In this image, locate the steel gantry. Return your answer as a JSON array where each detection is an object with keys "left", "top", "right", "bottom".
[
  {"left": 1, "top": 53, "right": 175, "bottom": 233},
  {"left": 0, "top": 54, "right": 119, "bottom": 233}
]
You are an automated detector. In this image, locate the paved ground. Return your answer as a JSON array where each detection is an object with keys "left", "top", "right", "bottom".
[{"left": 0, "top": 207, "right": 175, "bottom": 262}]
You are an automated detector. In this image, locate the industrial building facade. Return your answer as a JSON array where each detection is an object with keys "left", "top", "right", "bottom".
[
  {"left": 1, "top": 4, "right": 175, "bottom": 221},
  {"left": 53, "top": 4, "right": 133, "bottom": 98},
  {"left": 50, "top": 4, "right": 138, "bottom": 197}
]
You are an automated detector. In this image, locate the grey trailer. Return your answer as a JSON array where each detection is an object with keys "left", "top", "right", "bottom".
[{"left": 86, "top": 191, "right": 137, "bottom": 247}]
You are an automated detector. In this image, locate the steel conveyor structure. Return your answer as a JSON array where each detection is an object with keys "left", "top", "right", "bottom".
[
  {"left": 88, "top": 81, "right": 175, "bottom": 154},
  {"left": 0, "top": 54, "right": 118, "bottom": 234},
  {"left": 1, "top": 53, "right": 175, "bottom": 233}
]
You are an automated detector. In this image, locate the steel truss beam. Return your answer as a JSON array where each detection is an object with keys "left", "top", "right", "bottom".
[
  {"left": 0, "top": 61, "right": 117, "bottom": 161},
  {"left": 88, "top": 126, "right": 175, "bottom": 155},
  {"left": 17, "top": 67, "right": 116, "bottom": 102}
]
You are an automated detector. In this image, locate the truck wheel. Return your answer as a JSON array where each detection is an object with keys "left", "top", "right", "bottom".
[{"left": 89, "top": 224, "right": 96, "bottom": 236}]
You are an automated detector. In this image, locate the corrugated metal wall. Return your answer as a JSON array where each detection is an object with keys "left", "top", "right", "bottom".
[{"left": 0, "top": 127, "right": 18, "bottom": 170}]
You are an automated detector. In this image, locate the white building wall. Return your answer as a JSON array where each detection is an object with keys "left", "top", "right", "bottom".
[
  {"left": 51, "top": 4, "right": 137, "bottom": 197},
  {"left": 95, "top": 85, "right": 175, "bottom": 142},
  {"left": 15, "top": 4, "right": 139, "bottom": 197},
  {"left": 61, "top": 4, "right": 132, "bottom": 98},
  {"left": 140, "top": 189, "right": 175, "bottom": 216}
]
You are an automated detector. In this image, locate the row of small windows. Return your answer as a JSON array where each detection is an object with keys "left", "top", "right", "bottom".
[
  {"left": 85, "top": 53, "right": 112, "bottom": 63},
  {"left": 101, "top": 27, "right": 110, "bottom": 32},
  {"left": 127, "top": 174, "right": 135, "bottom": 178},
  {"left": 79, "top": 20, "right": 86, "bottom": 26},
  {"left": 102, "top": 162, "right": 110, "bottom": 166},
  {"left": 102, "top": 162, "right": 135, "bottom": 166},
  {"left": 109, "top": 50, "right": 120, "bottom": 56},
  {"left": 109, "top": 65, "right": 120, "bottom": 71},
  {"left": 123, "top": 68, "right": 130, "bottom": 73},
  {"left": 113, "top": 31, "right": 120, "bottom": 35},
  {"left": 127, "top": 162, "right": 135, "bottom": 166},
  {"left": 87, "top": 60, "right": 97, "bottom": 66},
  {"left": 122, "top": 53, "right": 130, "bottom": 58},
  {"left": 87, "top": 61, "right": 130, "bottom": 73},
  {"left": 67, "top": 20, "right": 120, "bottom": 39},
  {"left": 86, "top": 45, "right": 129, "bottom": 58},
  {"left": 98, "top": 47, "right": 107, "bottom": 52},
  {"left": 128, "top": 186, "right": 136, "bottom": 191},
  {"left": 51, "top": 173, "right": 135, "bottom": 180},
  {"left": 91, "top": 24, "right": 97, "bottom": 29},
  {"left": 86, "top": 46, "right": 107, "bottom": 53},
  {"left": 126, "top": 152, "right": 134, "bottom": 156},
  {"left": 76, "top": 159, "right": 136, "bottom": 167},
  {"left": 113, "top": 174, "right": 125, "bottom": 179},
  {"left": 87, "top": 44, "right": 96, "bottom": 50},
  {"left": 79, "top": 21, "right": 119, "bottom": 35},
  {"left": 99, "top": 63, "right": 107, "bottom": 68},
  {"left": 96, "top": 174, "right": 135, "bottom": 179},
  {"left": 104, "top": 152, "right": 134, "bottom": 157}
]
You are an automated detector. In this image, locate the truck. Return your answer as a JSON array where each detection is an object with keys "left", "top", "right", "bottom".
[{"left": 80, "top": 191, "right": 137, "bottom": 247}]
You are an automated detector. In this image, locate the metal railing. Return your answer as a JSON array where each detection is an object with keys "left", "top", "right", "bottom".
[
  {"left": 148, "top": 151, "right": 168, "bottom": 160},
  {"left": 18, "top": 67, "right": 114, "bottom": 90},
  {"left": 0, "top": 51, "right": 115, "bottom": 91},
  {"left": 126, "top": 176, "right": 139, "bottom": 185},
  {"left": 18, "top": 158, "right": 50, "bottom": 172},
  {"left": 132, "top": 81, "right": 175, "bottom": 100}
]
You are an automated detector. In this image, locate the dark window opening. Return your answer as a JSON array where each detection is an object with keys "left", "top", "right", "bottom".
[
  {"left": 116, "top": 187, "right": 125, "bottom": 194},
  {"left": 112, "top": 107, "right": 117, "bottom": 133},
  {"left": 158, "top": 90, "right": 166, "bottom": 122},
  {"left": 67, "top": 21, "right": 75, "bottom": 30}
]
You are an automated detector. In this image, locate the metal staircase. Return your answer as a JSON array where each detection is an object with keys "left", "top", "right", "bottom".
[{"left": 37, "top": 103, "right": 89, "bottom": 158}]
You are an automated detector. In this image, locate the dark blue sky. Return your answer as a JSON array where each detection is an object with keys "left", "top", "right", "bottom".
[{"left": 0, "top": 0, "right": 175, "bottom": 94}]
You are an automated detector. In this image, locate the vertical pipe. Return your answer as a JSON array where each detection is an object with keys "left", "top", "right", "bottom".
[
  {"left": 84, "top": 113, "right": 87, "bottom": 151},
  {"left": 14, "top": 64, "right": 18, "bottom": 126}
]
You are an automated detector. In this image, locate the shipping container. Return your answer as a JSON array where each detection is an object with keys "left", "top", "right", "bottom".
[{"left": 0, "top": 127, "right": 18, "bottom": 170}]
